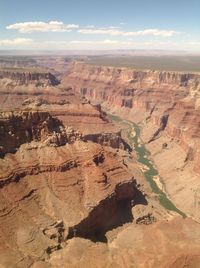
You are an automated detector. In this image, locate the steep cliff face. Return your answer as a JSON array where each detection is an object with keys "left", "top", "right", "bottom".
[
  {"left": 63, "top": 62, "right": 200, "bottom": 173},
  {"left": 0, "top": 96, "right": 158, "bottom": 266},
  {"left": 1, "top": 62, "right": 200, "bottom": 267},
  {"left": 0, "top": 68, "right": 83, "bottom": 124},
  {"left": 63, "top": 62, "right": 199, "bottom": 125},
  {"left": 0, "top": 110, "right": 81, "bottom": 156},
  {"left": 83, "top": 131, "right": 131, "bottom": 151},
  {"left": 0, "top": 58, "right": 37, "bottom": 68},
  {"left": 0, "top": 69, "right": 60, "bottom": 86},
  {"left": 65, "top": 62, "right": 200, "bottom": 85},
  {"left": 62, "top": 62, "right": 200, "bottom": 221},
  {"left": 0, "top": 132, "right": 146, "bottom": 266}
]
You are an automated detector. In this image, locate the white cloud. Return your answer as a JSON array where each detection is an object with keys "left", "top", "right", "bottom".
[
  {"left": 0, "top": 38, "right": 33, "bottom": 46},
  {"left": 6, "top": 21, "right": 79, "bottom": 33},
  {"left": 6, "top": 21, "right": 180, "bottom": 39},
  {"left": 84, "top": 25, "right": 95, "bottom": 28},
  {"left": 70, "top": 40, "right": 120, "bottom": 44},
  {"left": 188, "top": 41, "right": 200, "bottom": 46},
  {"left": 6, "top": 21, "right": 180, "bottom": 38},
  {"left": 78, "top": 28, "right": 180, "bottom": 37},
  {"left": 41, "top": 39, "right": 133, "bottom": 49},
  {"left": 69, "top": 40, "right": 134, "bottom": 45},
  {"left": 107, "top": 26, "right": 120, "bottom": 29}
]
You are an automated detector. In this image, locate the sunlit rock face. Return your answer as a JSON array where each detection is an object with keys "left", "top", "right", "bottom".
[
  {"left": 0, "top": 120, "right": 143, "bottom": 266},
  {"left": 62, "top": 62, "right": 200, "bottom": 221},
  {"left": 63, "top": 62, "right": 200, "bottom": 175},
  {"left": 0, "top": 62, "right": 200, "bottom": 267},
  {"left": 0, "top": 70, "right": 60, "bottom": 87}
]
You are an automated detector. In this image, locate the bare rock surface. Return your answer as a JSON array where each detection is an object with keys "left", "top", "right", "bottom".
[
  {"left": 48, "top": 218, "right": 200, "bottom": 268},
  {"left": 0, "top": 110, "right": 150, "bottom": 266},
  {"left": 62, "top": 62, "right": 200, "bottom": 221},
  {"left": 0, "top": 62, "right": 200, "bottom": 267}
]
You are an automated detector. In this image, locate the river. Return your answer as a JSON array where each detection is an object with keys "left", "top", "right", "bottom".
[{"left": 108, "top": 113, "right": 186, "bottom": 218}]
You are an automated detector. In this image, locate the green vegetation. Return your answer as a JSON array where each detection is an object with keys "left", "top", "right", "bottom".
[
  {"left": 85, "top": 55, "right": 200, "bottom": 73},
  {"left": 108, "top": 113, "right": 186, "bottom": 217}
]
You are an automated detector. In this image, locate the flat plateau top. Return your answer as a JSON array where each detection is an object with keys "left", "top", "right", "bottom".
[
  {"left": 84, "top": 55, "right": 200, "bottom": 73},
  {"left": 0, "top": 67, "right": 48, "bottom": 73}
]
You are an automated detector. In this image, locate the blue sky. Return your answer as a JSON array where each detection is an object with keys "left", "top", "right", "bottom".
[{"left": 0, "top": 0, "right": 200, "bottom": 50}]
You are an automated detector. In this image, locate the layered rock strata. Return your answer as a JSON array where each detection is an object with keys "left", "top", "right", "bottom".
[
  {"left": 1, "top": 61, "right": 200, "bottom": 267},
  {"left": 0, "top": 69, "right": 59, "bottom": 87},
  {"left": 0, "top": 110, "right": 81, "bottom": 156},
  {"left": 62, "top": 62, "right": 200, "bottom": 220},
  {"left": 0, "top": 106, "right": 156, "bottom": 267}
]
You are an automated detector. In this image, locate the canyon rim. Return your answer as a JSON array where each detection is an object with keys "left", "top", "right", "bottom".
[{"left": 1, "top": 0, "right": 200, "bottom": 267}]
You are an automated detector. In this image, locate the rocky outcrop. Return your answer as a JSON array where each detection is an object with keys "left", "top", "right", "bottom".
[
  {"left": 0, "top": 58, "right": 37, "bottom": 68},
  {"left": 67, "top": 180, "right": 139, "bottom": 242},
  {"left": 135, "top": 213, "right": 156, "bottom": 225},
  {"left": 1, "top": 60, "right": 200, "bottom": 267},
  {"left": 65, "top": 62, "right": 200, "bottom": 87},
  {"left": 0, "top": 67, "right": 153, "bottom": 266},
  {"left": 63, "top": 62, "right": 200, "bottom": 175},
  {"left": 61, "top": 62, "right": 200, "bottom": 222},
  {"left": 0, "top": 69, "right": 59, "bottom": 86},
  {"left": 148, "top": 114, "right": 169, "bottom": 143},
  {"left": 83, "top": 131, "right": 131, "bottom": 151},
  {"left": 0, "top": 137, "right": 145, "bottom": 266},
  {"left": 22, "top": 97, "right": 71, "bottom": 106},
  {"left": 48, "top": 217, "right": 200, "bottom": 268},
  {"left": 0, "top": 110, "right": 81, "bottom": 156}
]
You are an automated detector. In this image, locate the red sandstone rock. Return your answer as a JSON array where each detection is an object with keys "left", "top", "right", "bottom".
[
  {"left": 1, "top": 63, "right": 200, "bottom": 267},
  {"left": 62, "top": 62, "right": 200, "bottom": 220}
]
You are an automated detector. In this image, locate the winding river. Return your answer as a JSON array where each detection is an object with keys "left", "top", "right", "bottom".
[{"left": 108, "top": 113, "right": 186, "bottom": 218}]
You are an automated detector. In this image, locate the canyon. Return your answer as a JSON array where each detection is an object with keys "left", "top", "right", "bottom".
[
  {"left": 63, "top": 61, "right": 200, "bottom": 221},
  {"left": 0, "top": 60, "right": 200, "bottom": 267}
]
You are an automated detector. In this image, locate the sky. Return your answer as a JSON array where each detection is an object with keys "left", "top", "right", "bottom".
[{"left": 0, "top": 0, "right": 200, "bottom": 51}]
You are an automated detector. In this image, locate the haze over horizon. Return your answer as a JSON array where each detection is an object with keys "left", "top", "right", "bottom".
[{"left": 0, "top": 0, "right": 200, "bottom": 51}]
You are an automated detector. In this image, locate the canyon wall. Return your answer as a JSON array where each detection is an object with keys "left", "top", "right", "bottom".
[
  {"left": 63, "top": 62, "right": 200, "bottom": 171},
  {"left": 1, "top": 63, "right": 200, "bottom": 267},
  {"left": 62, "top": 62, "right": 200, "bottom": 220},
  {"left": 0, "top": 110, "right": 82, "bottom": 156},
  {"left": 0, "top": 70, "right": 59, "bottom": 87},
  {"left": 0, "top": 108, "right": 149, "bottom": 267}
]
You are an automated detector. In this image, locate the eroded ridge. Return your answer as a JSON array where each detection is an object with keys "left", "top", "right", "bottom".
[
  {"left": 0, "top": 108, "right": 148, "bottom": 267},
  {"left": 62, "top": 62, "right": 200, "bottom": 221},
  {"left": 1, "top": 61, "right": 200, "bottom": 268}
]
